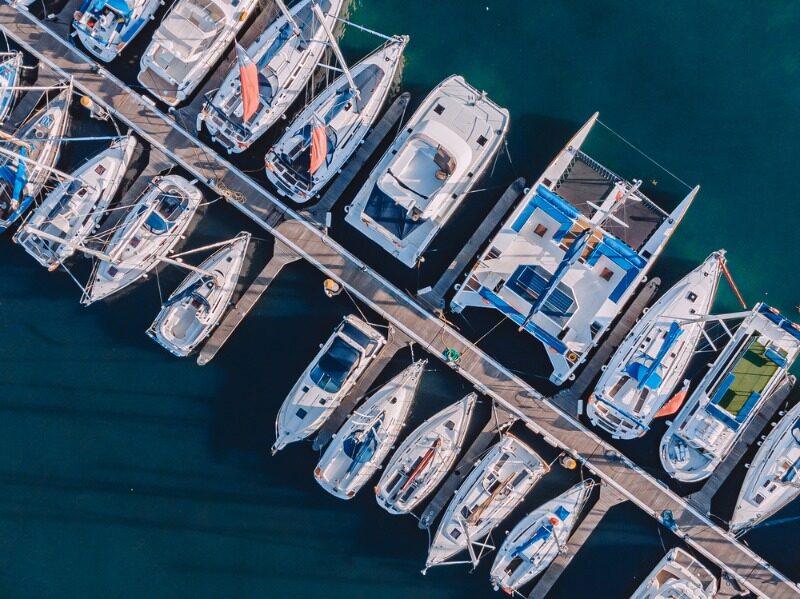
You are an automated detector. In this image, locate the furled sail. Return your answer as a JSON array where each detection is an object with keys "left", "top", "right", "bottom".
[{"left": 236, "top": 43, "right": 259, "bottom": 123}]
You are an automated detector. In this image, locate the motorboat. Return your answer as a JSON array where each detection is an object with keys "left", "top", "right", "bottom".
[
  {"left": 629, "top": 548, "right": 717, "bottom": 599},
  {"left": 73, "top": 0, "right": 162, "bottom": 62}
]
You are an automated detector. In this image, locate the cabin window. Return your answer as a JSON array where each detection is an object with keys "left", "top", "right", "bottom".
[
  {"left": 600, "top": 267, "right": 614, "bottom": 281},
  {"left": 687, "top": 291, "right": 698, "bottom": 302},
  {"left": 511, "top": 471, "right": 529, "bottom": 487},
  {"left": 450, "top": 528, "right": 462, "bottom": 539},
  {"left": 477, "top": 135, "right": 487, "bottom": 147},
  {"left": 533, "top": 223, "right": 548, "bottom": 237},
  {"left": 295, "top": 408, "right": 308, "bottom": 420},
  {"left": 130, "top": 237, "right": 141, "bottom": 248},
  {"left": 302, "top": 385, "right": 310, "bottom": 393},
  {"left": 460, "top": 506, "right": 471, "bottom": 519},
  {"left": 107, "top": 266, "right": 118, "bottom": 277},
  {"left": 445, "top": 420, "right": 455, "bottom": 430},
  {"left": 433, "top": 104, "right": 445, "bottom": 115},
  {"left": 94, "top": 164, "right": 107, "bottom": 175}
]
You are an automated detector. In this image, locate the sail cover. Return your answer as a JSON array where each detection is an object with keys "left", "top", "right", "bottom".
[
  {"left": 309, "top": 120, "right": 327, "bottom": 175},
  {"left": 236, "top": 43, "right": 259, "bottom": 123}
]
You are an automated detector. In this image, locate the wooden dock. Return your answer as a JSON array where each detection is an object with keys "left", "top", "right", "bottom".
[{"left": 417, "top": 177, "right": 526, "bottom": 311}]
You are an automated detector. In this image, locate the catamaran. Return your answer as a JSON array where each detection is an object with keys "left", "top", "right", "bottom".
[
  {"left": 0, "top": 84, "right": 72, "bottom": 233},
  {"left": 138, "top": 0, "right": 260, "bottom": 106},
  {"left": 147, "top": 232, "right": 250, "bottom": 357},
  {"left": 660, "top": 304, "right": 800, "bottom": 482},
  {"left": 73, "top": 0, "right": 162, "bottom": 62},
  {"left": 450, "top": 113, "right": 697, "bottom": 385},
  {"left": 272, "top": 315, "right": 386, "bottom": 453},
  {"left": 264, "top": 30, "right": 409, "bottom": 202},
  {"left": 0, "top": 51, "right": 22, "bottom": 125},
  {"left": 198, "top": 0, "right": 345, "bottom": 153},
  {"left": 629, "top": 548, "right": 717, "bottom": 599},
  {"left": 314, "top": 360, "right": 425, "bottom": 500},
  {"left": 729, "top": 397, "right": 800, "bottom": 533},
  {"left": 587, "top": 251, "right": 725, "bottom": 439},
  {"left": 489, "top": 480, "right": 593, "bottom": 594},
  {"left": 14, "top": 134, "right": 138, "bottom": 270},
  {"left": 82, "top": 174, "right": 203, "bottom": 305},
  {"left": 344, "top": 75, "right": 509, "bottom": 267},
  {"left": 375, "top": 392, "right": 476, "bottom": 515},
  {"left": 425, "top": 434, "right": 548, "bottom": 572}
]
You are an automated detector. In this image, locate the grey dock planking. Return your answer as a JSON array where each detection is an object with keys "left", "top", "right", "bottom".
[
  {"left": 4, "top": 9, "right": 799, "bottom": 597},
  {"left": 417, "top": 177, "right": 526, "bottom": 311},
  {"left": 527, "top": 483, "right": 627, "bottom": 599}
]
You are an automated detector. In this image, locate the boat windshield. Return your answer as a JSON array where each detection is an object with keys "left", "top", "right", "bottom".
[
  {"left": 145, "top": 211, "right": 171, "bottom": 234},
  {"left": 309, "top": 337, "right": 360, "bottom": 393}
]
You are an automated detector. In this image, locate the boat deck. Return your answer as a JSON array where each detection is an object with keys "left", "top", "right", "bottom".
[{"left": 718, "top": 340, "right": 779, "bottom": 416}]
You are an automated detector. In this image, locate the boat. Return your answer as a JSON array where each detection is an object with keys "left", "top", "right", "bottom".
[
  {"left": 198, "top": 0, "right": 345, "bottom": 153},
  {"left": 137, "top": 0, "right": 260, "bottom": 106},
  {"left": 0, "top": 85, "right": 72, "bottom": 233},
  {"left": 272, "top": 315, "right": 386, "bottom": 453},
  {"left": 729, "top": 398, "right": 800, "bottom": 533},
  {"left": 660, "top": 303, "right": 800, "bottom": 482},
  {"left": 629, "top": 548, "right": 717, "bottom": 599},
  {"left": 586, "top": 251, "right": 725, "bottom": 439},
  {"left": 375, "top": 392, "right": 477, "bottom": 515},
  {"left": 314, "top": 360, "right": 425, "bottom": 499},
  {"left": 14, "top": 134, "right": 138, "bottom": 270},
  {"left": 0, "top": 51, "right": 22, "bottom": 125},
  {"left": 147, "top": 232, "right": 251, "bottom": 357},
  {"left": 82, "top": 174, "right": 203, "bottom": 305},
  {"left": 264, "top": 34, "right": 409, "bottom": 202},
  {"left": 489, "top": 480, "right": 594, "bottom": 594},
  {"left": 344, "top": 75, "right": 509, "bottom": 267},
  {"left": 425, "top": 434, "right": 548, "bottom": 571},
  {"left": 450, "top": 113, "right": 697, "bottom": 386},
  {"left": 73, "top": 0, "right": 162, "bottom": 62}
]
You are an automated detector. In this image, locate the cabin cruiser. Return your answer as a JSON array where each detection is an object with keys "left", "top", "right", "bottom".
[
  {"left": 375, "top": 393, "right": 477, "bottom": 514},
  {"left": 272, "top": 315, "right": 386, "bottom": 453},
  {"left": 198, "top": 0, "right": 344, "bottom": 153},
  {"left": 314, "top": 360, "right": 425, "bottom": 499},
  {"left": 82, "top": 174, "right": 203, "bottom": 305},
  {"left": 15, "top": 135, "right": 138, "bottom": 269},
  {"left": 0, "top": 85, "right": 72, "bottom": 233},
  {"left": 489, "top": 480, "right": 593, "bottom": 594},
  {"left": 729, "top": 397, "right": 800, "bottom": 533},
  {"left": 147, "top": 232, "right": 250, "bottom": 356},
  {"left": 73, "top": 0, "right": 162, "bottom": 62},
  {"left": 0, "top": 51, "right": 22, "bottom": 124},
  {"left": 138, "top": 0, "right": 259, "bottom": 106},
  {"left": 587, "top": 251, "right": 724, "bottom": 439},
  {"left": 344, "top": 75, "right": 509, "bottom": 267},
  {"left": 425, "top": 434, "right": 548, "bottom": 571},
  {"left": 264, "top": 35, "right": 408, "bottom": 202},
  {"left": 630, "top": 548, "right": 717, "bottom": 599},
  {"left": 660, "top": 304, "right": 800, "bottom": 482},
  {"left": 450, "top": 113, "right": 697, "bottom": 385}
]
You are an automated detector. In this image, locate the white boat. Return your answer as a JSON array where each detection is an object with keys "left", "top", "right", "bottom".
[
  {"left": 587, "top": 251, "right": 725, "bottom": 439},
  {"left": 450, "top": 113, "right": 697, "bottom": 386},
  {"left": 425, "top": 434, "right": 548, "bottom": 571},
  {"left": 264, "top": 35, "right": 408, "bottom": 202},
  {"left": 73, "top": 0, "right": 162, "bottom": 62},
  {"left": 314, "top": 360, "right": 425, "bottom": 499},
  {"left": 729, "top": 398, "right": 800, "bottom": 533},
  {"left": 82, "top": 174, "right": 203, "bottom": 305},
  {"left": 147, "top": 232, "right": 250, "bottom": 357},
  {"left": 345, "top": 75, "right": 509, "bottom": 267},
  {"left": 198, "top": 0, "right": 344, "bottom": 153},
  {"left": 489, "top": 480, "right": 594, "bottom": 594},
  {"left": 14, "top": 135, "right": 138, "bottom": 270},
  {"left": 138, "top": 0, "right": 260, "bottom": 106},
  {"left": 660, "top": 304, "right": 800, "bottom": 482},
  {"left": 629, "top": 548, "right": 717, "bottom": 599},
  {"left": 0, "top": 85, "right": 72, "bottom": 233},
  {"left": 272, "top": 315, "right": 386, "bottom": 453},
  {"left": 0, "top": 51, "right": 22, "bottom": 124}
]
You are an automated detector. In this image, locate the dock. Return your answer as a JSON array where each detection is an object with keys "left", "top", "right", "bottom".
[
  {"left": 4, "top": 8, "right": 798, "bottom": 597},
  {"left": 417, "top": 177, "right": 526, "bottom": 311}
]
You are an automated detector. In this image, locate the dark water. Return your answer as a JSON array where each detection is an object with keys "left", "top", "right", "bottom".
[{"left": 1, "top": 1, "right": 799, "bottom": 597}]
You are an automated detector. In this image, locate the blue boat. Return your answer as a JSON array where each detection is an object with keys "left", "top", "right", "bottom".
[{"left": 73, "top": 0, "right": 161, "bottom": 62}]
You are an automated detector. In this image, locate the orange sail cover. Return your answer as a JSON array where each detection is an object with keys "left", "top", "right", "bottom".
[
  {"left": 654, "top": 389, "right": 687, "bottom": 419},
  {"left": 310, "top": 125, "right": 327, "bottom": 174},
  {"left": 236, "top": 43, "right": 259, "bottom": 123}
]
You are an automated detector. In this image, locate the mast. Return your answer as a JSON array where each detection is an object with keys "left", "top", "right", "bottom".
[
  {"left": 274, "top": 0, "right": 301, "bottom": 36},
  {"left": 312, "top": 3, "right": 359, "bottom": 99}
]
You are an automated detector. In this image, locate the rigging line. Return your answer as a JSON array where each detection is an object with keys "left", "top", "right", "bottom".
[
  {"left": 59, "top": 259, "right": 88, "bottom": 294},
  {"left": 595, "top": 119, "right": 693, "bottom": 191},
  {"left": 154, "top": 262, "right": 164, "bottom": 304}
]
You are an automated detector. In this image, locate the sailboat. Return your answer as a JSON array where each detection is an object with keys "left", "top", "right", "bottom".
[
  {"left": 82, "top": 174, "right": 203, "bottom": 305},
  {"left": 345, "top": 75, "right": 510, "bottom": 267},
  {"left": 375, "top": 393, "right": 477, "bottom": 515},
  {"left": 264, "top": 18, "right": 408, "bottom": 203},
  {"left": 147, "top": 232, "right": 250, "bottom": 357},
  {"left": 0, "top": 84, "right": 72, "bottom": 233},
  {"left": 272, "top": 315, "right": 386, "bottom": 453},
  {"left": 425, "top": 434, "right": 549, "bottom": 571},
  {"left": 489, "top": 480, "right": 594, "bottom": 594},
  {"left": 314, "top": 360, "right": 425, "bottom": 500},
  {"left": 14, "top": 134, "right": 138, "bottom": 270},
  {"left": 138, "top": 0, "right": 260, "bottom": 106},
  {"left": 198, "top": 0, "right": 345, "bottom": 153},
  {"left": 629, "top": 548, "right": 717, "bottom": 599},
  {"left": 73, "top": 0, "right": 163, "bottom": 62},
  {"left": 587, "top": 251, "right": 725, "bottom": 439},
  {"left": 0, "top": 51, "right": 22, "bottom": 125}
]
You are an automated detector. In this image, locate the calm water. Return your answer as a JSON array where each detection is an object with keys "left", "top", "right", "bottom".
[{"left": 0, "top": 1, "right": 799, "bottom": 597}]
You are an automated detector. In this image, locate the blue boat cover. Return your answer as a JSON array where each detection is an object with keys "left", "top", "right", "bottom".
[
  {"left": 511, "top": 185, "right": 579, "bottom": 239},
  {"left": 512, "top": 523, "right": 553, "bottom": 558},
  {"left": 626, "top": 321, "right": 684, "bottom": 390},
  {"left": 554, "top": 505, "right": 570, "bottom": 521}
]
